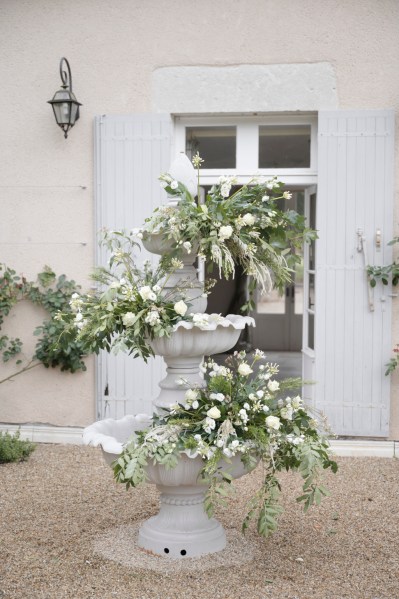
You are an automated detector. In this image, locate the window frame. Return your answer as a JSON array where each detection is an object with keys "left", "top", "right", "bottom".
[{"left": 173, "top": 114, "right": 318, "bottom": 187}]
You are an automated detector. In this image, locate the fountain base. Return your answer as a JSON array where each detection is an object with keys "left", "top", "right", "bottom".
[{"left": 138, "top": 486, "right": 225, "bottom": 558}]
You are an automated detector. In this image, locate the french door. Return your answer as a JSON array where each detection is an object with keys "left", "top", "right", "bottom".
[{"left": 250, "top": 191, "right": 306, "bottom": 351}]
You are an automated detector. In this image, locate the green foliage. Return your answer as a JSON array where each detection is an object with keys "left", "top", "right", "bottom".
[
  {"left": 0, "top": 430, "right": 36, "bottom": 463},
  {"left": 0, "top": 264, "right": 87, "bottom": 381}
]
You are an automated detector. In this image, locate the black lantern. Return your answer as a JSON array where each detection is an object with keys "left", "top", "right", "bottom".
[{"left": 48, "top": 57, "right": 82, "bottom": 138}]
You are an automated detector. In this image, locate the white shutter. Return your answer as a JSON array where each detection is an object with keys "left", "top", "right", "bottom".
[
  {"left": 94, "top": 114, "right": 172, "bottom": 419},
  {"left": 315, "top": 110, "right": 395, "bottom": 436}
]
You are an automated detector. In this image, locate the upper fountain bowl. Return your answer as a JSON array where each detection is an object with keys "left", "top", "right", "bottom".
[{"left": 149, "top": 314, "right": 255, "bottom": 359}]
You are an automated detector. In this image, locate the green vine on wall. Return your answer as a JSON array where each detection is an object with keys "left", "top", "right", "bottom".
[
  {"left": 366, "top": 236, "right": 399, "bottom": 375},
  {"left": 0, "top": 264, "right": 87, "bottom": 384}
]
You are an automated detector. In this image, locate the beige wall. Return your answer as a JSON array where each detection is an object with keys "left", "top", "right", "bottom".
[{"left": 0, "top": 0, "right": 398, "bottom": 432}]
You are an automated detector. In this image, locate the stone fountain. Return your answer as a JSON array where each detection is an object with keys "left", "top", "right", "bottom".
[{"left": 83, "top": 155, "right": 255, "bottom": 558}]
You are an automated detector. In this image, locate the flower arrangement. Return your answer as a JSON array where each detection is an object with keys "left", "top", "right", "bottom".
[
  {"left": 143, "top": 153, "right": 316, "bottom": 304},
  {"left": 59, "top": 230, "right": 217, "bottom": 361},
  {"left": 114, "top": 351, "right": 337, "bottom": 538}
]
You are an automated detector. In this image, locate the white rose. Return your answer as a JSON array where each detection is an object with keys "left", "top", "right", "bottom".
[
  {"left": 242, "top": 213, "right": 256, "bottom": 226},
  {"left": 170, "top": 180, "right": 178, "bottom": 189},
  {"left": 238, "top": 363, "right": 253, "bottom": 377},
  {"left": 268, "top": 380, "right": 280, "bottom": 392},
  {"left": 231, "top": 439, "right": 240, "bottom": 449},
  {"left": 139, "top": 286, "right": 156, "bottom": 301},
  {"left": 192, "top": 400, "right": 199, "bottom": 409},
  {"left": 183, "top": 241, "right": 192, "bottom": 254},
  {"left": 207, "top": 407, "right": 221, "bottom": 419},
  {"left": 174, "top": 300, "right": 188, "bottom": 317},
  {"left": 265, "top": 415, "right": 281, "bottom": 430},
  {"left": 256, "top": 390, "right": 264, "bottom": 399},
  {"left": 220, "top": 183, "right": 231, "bottom": 198},
  {"left": 261, "top": 195, "right": 270, "bottom": 202},
  {"left": 152, "top": 284, "right": 161, "bottom": 293},
  {"left": 122, "top": 312, "right": 136, "bottom": 327},
  {"left": 218, "top": 225, "right": 233, "bottom": 241}
]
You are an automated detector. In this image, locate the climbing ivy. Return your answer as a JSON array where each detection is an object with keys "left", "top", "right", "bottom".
[
  {"left": 0, "top": 264, "right": 87, "bottom": 383},
  {"left": 367, "top": 237, "right": 399, "bottom": 375}
]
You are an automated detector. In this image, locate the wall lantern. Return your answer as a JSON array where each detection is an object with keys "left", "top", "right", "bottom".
[{"left": 48, "top": 57, "right": 82, "bottom": 139}]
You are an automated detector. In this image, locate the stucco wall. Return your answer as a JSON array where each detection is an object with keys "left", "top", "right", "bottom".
[{"left": 0, "top": 0, "right": 398, "bottom": 432}]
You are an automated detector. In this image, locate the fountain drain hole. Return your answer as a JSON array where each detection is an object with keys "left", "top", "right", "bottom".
[
  {"left": 180, "top": 549, "right": 187, "bottom": 556},
  {"left": 164, "top": 548, "right": 169, "bottom": 553}
]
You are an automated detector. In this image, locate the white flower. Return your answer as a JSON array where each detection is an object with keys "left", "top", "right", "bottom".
[
  {"left": 216, "top": 439, "right": 224, "bottom": 448},
  {"left": 220, "top": 183, "right": 231, "bottom": 198},
  {"left": 231, "top": 439, "right": 240, "bottom": 449},
  {"left": 283, "top": 191, "right": 292, "bottom": 200},
  {"left": 71, "top": 293, "right": 80, "bottom": 300},
  {"left": 210, "top": 392, "right": 225, "bottom": 402},
  {"left": 262, "top": 405, "right": 270, "bottom": 413},
  {"left": 192, "top": 400, "right": 199, "bottom": 409},
  {"left": 152, "top": 284, "right": 161, "bottom": 293},
  {"left": 207, "top": 407, "right": 221, "bottom": 419},
  {"left": 183, "top": 241, "right": 192, "bottom": 254},
  {"left": 256, "top": 390, "right": 264, "bottom": 399},
  {"left": 265, "top": 415, "right": 281, "bottom": 430},
  {"left": 185, "top": 389, "right": 198, "bottom": 402},
  {"left": 194, "top": 434, "right": 202, "bottom": 442},
  {"left": 280, "top": 407, "right": 294, "bottom": 420},
  {"left": 223, "top": 447, "right": 233, "bottom": 457},
  {"left": 122, "top": 312, "right": 136, "bottom": 327},
  {"left": 204, "top": 417, "right": 216, "bottom": 432},
  {"left": 192, "top": 313, "right": 209, "bottom": 328},
  {"left": 292, "top": 396, "right": 303, "bottom": 410},
  {"left": 218, "top": 225, "right": 233, "bottom": 241},
  {"left": 268, "top": 380, "right": 280, "bottom": 392},
  {"left": 243, "top": 402, "right": 250, "bottom": 410},
  {"left": 145, "top": 311, "right": 161, "bottom": 326},
  {"left": 170, "top": 180, "right": 178, "bottom": 190},
  {"left": 242, "top": 213, "right": 256, "bottom": 226},
  {"left": 139, "top": 286, "right": 157, "bottom": 301},
  {"left": 261, "top": 195, "right": 270, "bottom": 202},
  {"left": 238, "top": 363, "right": 253, "bottom": 377},
  {"left": 74, "top": 312, "right": 83, "bottom": 322},
  {"left": 174, "top": 300, "right": 188, "bottom": 317}
]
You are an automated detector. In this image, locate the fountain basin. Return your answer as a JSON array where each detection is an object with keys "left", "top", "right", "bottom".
[{"left": 83, "top": 414, "right": 257, "bottom": 558}]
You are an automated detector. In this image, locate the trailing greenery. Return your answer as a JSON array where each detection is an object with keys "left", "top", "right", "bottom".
[
  {"left": 114, "top": 351, "right": 337, "bottom": 538},
  {"left": 0, "top": 430, "right": 36, "bottom": 463},
  {"left": 0, "top": 264, "right": 87, "bottom": 382}
]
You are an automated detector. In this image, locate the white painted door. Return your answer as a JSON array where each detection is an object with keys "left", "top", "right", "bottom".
[
  {"left": 310, "top": 110, "right": 394, "bottom": 436},
  {"left": 94, "top": 114, "right": 172, "bottom": 419}
]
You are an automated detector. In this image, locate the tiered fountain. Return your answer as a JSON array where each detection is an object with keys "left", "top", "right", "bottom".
[{"left": 83, "top": 155, "right": 254, "bottom": 558}]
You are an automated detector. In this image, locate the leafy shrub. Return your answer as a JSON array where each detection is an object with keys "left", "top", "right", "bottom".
[{"left": 0, "top": 430, "right": 36, "bottom": 464}]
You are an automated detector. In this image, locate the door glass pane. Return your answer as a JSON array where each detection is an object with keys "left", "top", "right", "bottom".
[
  {"left": 309, "top": 192, "right": 316, "bottom": 270},
  {"left": 294, "top": 260, "right": 304, "bottom": 315},
  {"left": 256, "top": 288, "right": 285, "bottom": 314},
  {"left": 186, "top": 126, "right": 236, "bottom": 168},
  {"left": 309, "top": 274, "right": 315, "bottom": 310},
  {"left": 308, "top": 312, "right": 314, "bottom": 350},
  {"left": 259, "top": 125, "right": 311, "bottom": 168}
]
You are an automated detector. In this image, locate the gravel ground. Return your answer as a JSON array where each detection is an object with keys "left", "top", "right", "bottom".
[{"left": 0, "top": 444, "right": 398, "bottom": 599}]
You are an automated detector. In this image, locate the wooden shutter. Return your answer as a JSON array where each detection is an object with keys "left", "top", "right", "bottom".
[
  {"left": 315, "top": 110, "right": 395, "bottom": 436},
  {"left": 94, "top": 114, "right": 172, "bottom": 419}
]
